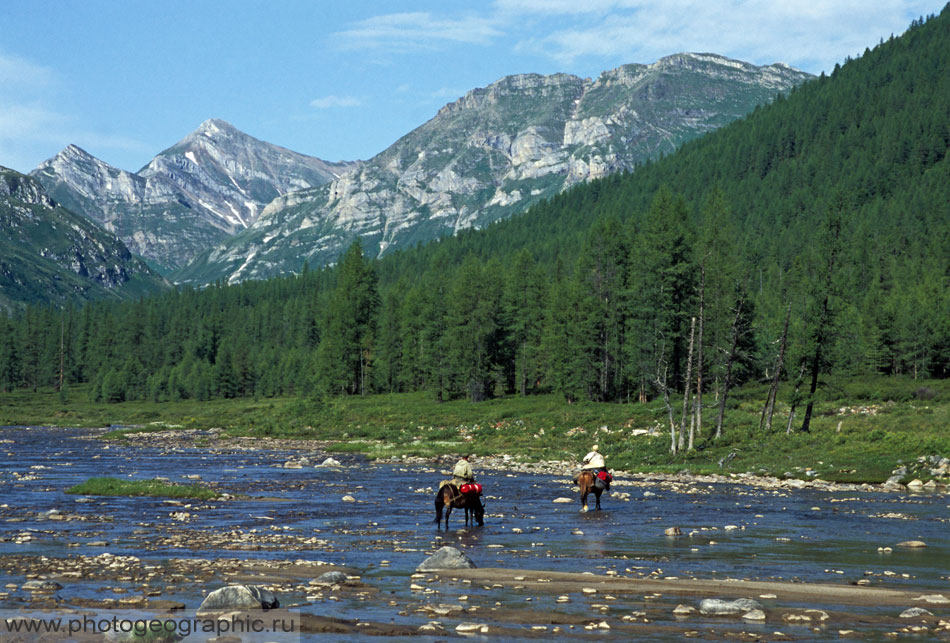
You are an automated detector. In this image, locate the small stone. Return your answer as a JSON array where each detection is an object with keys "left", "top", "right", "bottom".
[
  {"left": 21, "top": 580, "right": 63, "bottom": 592},
  {"left": 664, "top": 527, "right": 682, "bottom": 536},
  {"left": 341, "top": 495, "right": 356, "bottom": 502},
  {"left": 673, "top": 604, "right": 695, "bottom": 616},
  {"left": 700, "top": 598, "right": 763, "bottom": 616},
  {"left": 314, "top": 571, "right": 348, "bottom": 585},
  {"left": 552, "top": 497, "right": 573, "bottom": 503},
  {"left": 914, "top": 594, "right": 950, "bottom": 604},
  {"left": 743, "top": 609, "right": 766, "bottom": 621},
  {"left": 901, "top": 607, "right": 933, "bottom": 618},
  {"left": 897, "top": 540, "right": 927, "bottom": 548}
]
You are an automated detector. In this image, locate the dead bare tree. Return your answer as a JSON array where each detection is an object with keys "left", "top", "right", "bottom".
[
  {"left": 695, "top": 266, "right": 705, "bottom": 438},
  {"left": 678, "top": 317, "right": 696, "bottom": 452},
  {"left": 652, "top": 362, "right": 677, "bottom": 454},
  {"left": 786, "top": 363, "right": 807, "bottom": 435},
  {"left": 760, "top": 302, "right": 791, "bottom": 432},
  {"left": 715, "top": 297, "right": 746, "bottom": 439}
]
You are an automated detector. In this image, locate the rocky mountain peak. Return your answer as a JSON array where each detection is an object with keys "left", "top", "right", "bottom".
[
  {"left": 31, "top": 121, "right": 356, "bottom": 272},
  {"left": 0, "top": 167, "right": 55, "bottom": 208}
]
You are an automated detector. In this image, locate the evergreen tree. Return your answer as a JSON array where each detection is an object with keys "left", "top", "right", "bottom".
[{"left": 316, "top": 240, "right": 379, "bottom": 395}]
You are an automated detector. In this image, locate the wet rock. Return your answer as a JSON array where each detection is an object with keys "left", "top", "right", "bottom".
[
  {"left": 315, "top": 571, "right": 348, "bottom": 585},
  {"left": 416, "top": 547, "right": 476, "bottom": 572},
  {"left": 699, "top": 598, "right": 763, "bottom": 616},
  {"left": 317, "top": 457, "right": 342, "bottom": 468},
  {"left": 673, "top": 604, "right": 695, "bottom": 616},
  {"left": 914, "top": 594, "right": 950, "bottom": 604},
  {"left": 341, "top": 495, "right": 356, "bottom": 502},
  {"left": 901, "top": 607, "right": 933, "bottom": 618},
  {"left": 665, "top": 527, "right": 682, "bottom": 536},
  {"left": 197, "top": 585, "right": 279, "bottom": 613},
  {"left": 22, "top": 580, "right": 63, "bottom": 591},
  {"left": 897, "top": 540, "right": 927, "bottom": 548},
  {"left": 552, "top": 497, "right": 572, "bottom": 503},
  {"left": 742, "top": 609, "right": 766, "bottom": 621}
]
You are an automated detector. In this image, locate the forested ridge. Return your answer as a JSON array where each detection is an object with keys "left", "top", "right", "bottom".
[{"left": 2, "top": 9, "right": 949, "bottom": 443}]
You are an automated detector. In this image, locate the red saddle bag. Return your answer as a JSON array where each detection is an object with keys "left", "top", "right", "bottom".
[{"left": 459, "top": 483, "right": 483, "bottom": 495}]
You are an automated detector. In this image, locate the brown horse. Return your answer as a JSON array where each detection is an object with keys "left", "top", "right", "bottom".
[
  {"left": 577, "top": 470, "right": 604, "bottom": 512},
  {"left": 434, "top": 484, "right": 484, "bottom": 529}
]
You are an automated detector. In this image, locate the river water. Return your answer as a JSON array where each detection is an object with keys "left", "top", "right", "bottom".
[{"left": 1, "top": 426, "right": 948, "bottom": 641}]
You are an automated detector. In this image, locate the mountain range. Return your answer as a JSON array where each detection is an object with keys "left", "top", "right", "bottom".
[
  {"left": 31, "top": 120, "right": 355, "bottom": 273},
  {"left": 176, "top": 54, "right": 811, "bottom": 284},
  {"left": 15, "top": 52, "right": 811, "bottom": 301}
]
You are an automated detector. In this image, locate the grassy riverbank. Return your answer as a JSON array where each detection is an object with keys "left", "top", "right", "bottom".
[
  {"left": 66, "top": 476, "right": 220, "bottom": 500},
  {"left": 3, "top": 375, "right": 948, "bottom": 484}
]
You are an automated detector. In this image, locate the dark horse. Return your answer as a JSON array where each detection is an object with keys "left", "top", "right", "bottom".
[
  {"left": 434, "top": 484, "right": 484, "bottom": 529},
  {"left": 577, "top": 470, "right": 604, "bottom": 512}
]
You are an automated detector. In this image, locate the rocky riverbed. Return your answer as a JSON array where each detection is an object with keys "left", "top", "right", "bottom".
[{"left": 2, "top": 426, "right": 949, "bottom": 640}]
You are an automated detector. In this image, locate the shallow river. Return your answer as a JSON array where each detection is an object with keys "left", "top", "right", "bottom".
[{"left": 1, "top": 426, "right": 948, "bottom": 641}]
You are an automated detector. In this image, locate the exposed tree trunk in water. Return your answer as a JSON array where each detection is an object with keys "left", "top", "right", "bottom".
[
  {"left": 716, "top": 298, "right": 745, "bottom": 439},
  {"left": 695, "top": 267, "right": 705, "bottom": 437},
  {"left": 761, "top": 303, "right": 791, "bottom": 432},
  {"left": 679, "top": 317, "right": 696, "bottom": 451}
]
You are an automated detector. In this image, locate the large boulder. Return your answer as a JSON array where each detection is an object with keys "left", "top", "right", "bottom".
[
  {"left": 197, "top": 585, "right": 279, "bottom": 613},
  {"left": 699, "top": 598, "right": 763, "bottom": 616},
  {"left": 416, "top": 547, "right": 476, "bottom": 572}
]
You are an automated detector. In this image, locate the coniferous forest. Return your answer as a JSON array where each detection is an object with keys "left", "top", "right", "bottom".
[{"left": 2, "top": 9, "right": 949, "bottom": 443}]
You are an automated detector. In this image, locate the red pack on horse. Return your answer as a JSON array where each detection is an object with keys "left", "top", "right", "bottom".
[{"left": 434, "top": 482, "right": 484, "bottom": 528}]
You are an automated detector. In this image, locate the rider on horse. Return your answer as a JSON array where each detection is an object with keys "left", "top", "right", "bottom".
[
  {"left": 452, "top": 454, "right": 476, "bottom": 488},
  {"left": 574, "top": 445, "right": 610, "bottom": 486},
  {"left": 582, "top": 444, "right": 607, "bottom": 474}
]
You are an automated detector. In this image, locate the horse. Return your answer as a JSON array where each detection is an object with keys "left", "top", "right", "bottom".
[
  {"left": 577, "top": 470, "right": 604, "bottom": 512},
  {"left": 434, "top": 484, "right": 484, "bottom": 529}
]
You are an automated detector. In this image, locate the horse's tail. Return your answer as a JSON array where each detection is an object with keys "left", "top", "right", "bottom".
[{"left": 434, "top": 487, "right": 445, "bottom": 524}]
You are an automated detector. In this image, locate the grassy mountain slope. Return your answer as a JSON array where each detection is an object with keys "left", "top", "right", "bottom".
[{"left": 0, "top": 167, "right": 168, "bottom": 312}]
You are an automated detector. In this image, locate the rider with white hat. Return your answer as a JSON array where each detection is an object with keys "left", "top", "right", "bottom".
[{"left": 581, "top": 444, "right": 606, "bottom": 471}]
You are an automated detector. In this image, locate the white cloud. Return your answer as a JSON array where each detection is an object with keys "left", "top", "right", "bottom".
[
  {"left": 310, "top": 95, "right": 363, "bottom": 109},
  {"left": 431, "top": 87, "right": 467, "bottom": 100},
  {"left": 0, "top": 52, "right": 55, "bottom": 88},
  {"left": 510, "top": 0, "right": 938, "bottom": 73},
  {"left": 493, "top": 0, "right": 647, "bottom": 16},
  {"left": 332, "top": 11, "right": 503, "bottom": 52}
]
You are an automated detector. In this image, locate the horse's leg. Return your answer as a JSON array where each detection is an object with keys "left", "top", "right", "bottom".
[
  {"left": 444, "top": 504, "right": 452, "bottom": 529},
  {"left": 581, "top": 485, "right": 589, "bottom": 513},
  {"left": 595, "top": 488, "right": 602, "bottom": 510}
]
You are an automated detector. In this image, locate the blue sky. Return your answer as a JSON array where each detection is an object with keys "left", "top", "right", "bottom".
[{"left": 0, "top": 0, "right": 941, "bottom": 174}]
